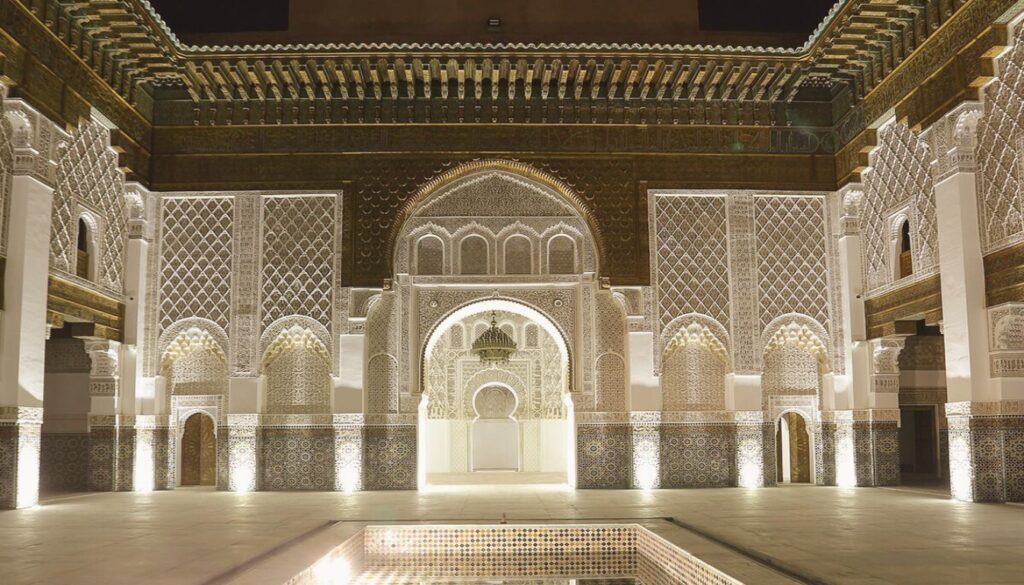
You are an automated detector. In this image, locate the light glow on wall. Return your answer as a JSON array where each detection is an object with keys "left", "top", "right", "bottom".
[
  {"left": 735, "top": 430, "right": 764, "bottom": 488},
  {"left": 336, "top": 463, "right": 361, "bottom": 493},
  {"left": 134, "top": 431, "right": 155, "bottom": 493},
  {"left": 229, "top": 435, "right": 259, "bottom": 493},
  {"left": 948, "top": 430, "right": 974, "bottom": 502},
  {"left": 835, "top": 428, "right": 857, "bottom": 488},
  {"left": 15, "top": 433, "right": 40, "bottom": 509},
  {"left": 634, "top": 461, "right": 658, "bottom": 490}
]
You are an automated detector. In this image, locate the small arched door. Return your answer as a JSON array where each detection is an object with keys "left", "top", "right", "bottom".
[
  {"left": 776, "top": 411, "right": 811, "bottom": 483},
  {"left": 180, "top": 412, "right": 216, "bottom": 486}
]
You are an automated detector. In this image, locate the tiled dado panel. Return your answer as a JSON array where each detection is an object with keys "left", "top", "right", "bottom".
[
  {"left": 859, "top": 422, "right": 899, "bottom": 487},
  {"left": 659, "top": 424, "right": 734, "bottom": 488},
  {"left": 363, "top": 425, "right": 416, "bottom": 490},
  {"left": 364, "top": 525, "right": 636, "bottom": 576},
  {"left": 636, "top": 526, "right": 742, "bottom": 585},
  {"left": 952, "top": 415, "right": 1024, "bottom": 502},
  {"left": 759, "top": 422, "right": 778, "bottom": 488},
  {"left": 88, "top": 426, "right": 134, "bottom": 492},
  {"left": 576, "top": 424, "right": 631, "bottom": 489},
  {"left": 261, "top": 427, "right": 335, "bottom": 490},
  {"left": 814, "top": 422, "right": 836, "bottom": 486},
  {"left": 216, "top": 429, "right": 229, "bottom": 489},
  {"left": 154, "top": 427, "right": 175, "bottom": 490},
  {"left": 40, "top": 433, "right": 90, "bottom": 492},
  {"left": 337, "top": 524, "right": 741, "bottom": 584}
]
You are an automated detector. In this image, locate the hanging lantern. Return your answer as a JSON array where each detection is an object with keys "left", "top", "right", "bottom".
[{"left": 471, "top": 311, "right": 517, "bottom": 365}]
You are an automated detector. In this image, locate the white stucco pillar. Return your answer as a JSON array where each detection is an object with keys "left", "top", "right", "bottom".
[
  {"left": 835, "top": 185, "right": 871, "bottom": 412},
  {"left": 927, "top": 102, "right": 1022, "bottom": 501},
  {"left": 0, "top": 175, "right": 53, "bottom": 410},
  {"left": 0, "top": 97, "right": 61, "bottom": 508},
  {"left": 934, "top": 173, "right": 990, "bottom": 403}
]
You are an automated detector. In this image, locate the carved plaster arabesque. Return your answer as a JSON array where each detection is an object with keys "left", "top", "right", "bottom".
[{"left": 861, "top": 119, "right": 939, "bottom": 293}]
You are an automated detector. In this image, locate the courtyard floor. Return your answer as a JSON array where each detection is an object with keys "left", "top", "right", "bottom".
[{"left": 1, "top": 484, "right": 1021, "bottom": 585}]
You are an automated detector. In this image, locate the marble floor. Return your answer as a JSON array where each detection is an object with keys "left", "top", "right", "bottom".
[{"left": 1, "top": 484, "right": 1021, "bottom": 585}]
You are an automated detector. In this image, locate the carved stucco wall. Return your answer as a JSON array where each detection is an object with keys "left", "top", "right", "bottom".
[
  {"left": 50, "top": 119, "right": 127, "bottom": 293},
  {"left": 977, "top": 17, "right": 1024, "bottom": 252},
  {"left": 395, "top": 169, "right": 596, "bottom": 275},
  {"left": 651, "top": 192, "right": 833, "bottom": 380},
  {"left": 262, "top": 325, "right": 331, "bottom": 415},
  {"left": 661, "top": 320, "right": 729, "bottom": 411},
  {"left": 261, "top": 195, "right": 335, "bottom": 329},
  {"left": 861, "top": 120, "right": 938, "bottom": 292},
  {"left": 754, "top": 196, "right": 831, "bottom": 336},
  {"left": 651, "top": 194, "right": 730, "bottom": 353},
  {"left": 159, "top": 197, "right": 234, "bottom": 332},
  {"left": 365, "top": 292, "right": 401, "bottom": 414},
  {"left": 594, "top": 292, "right": 627, "bottom": 412}
]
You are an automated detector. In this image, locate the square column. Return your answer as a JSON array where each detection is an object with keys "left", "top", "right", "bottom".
[
  {"left": 84, "top": 340, "right": 134, "bottom": 491},
  {"left": 629, "top": 411, "right": 660, "bottom": 489},
  {"left": 927, "top": 103, "right": 1023, "bottom": 501},
  {"left": 0, "top": 99, "right": 61, "bottom": 508},
  {"left": 224, "top": 414, "right": 260, "bottom": 492}
]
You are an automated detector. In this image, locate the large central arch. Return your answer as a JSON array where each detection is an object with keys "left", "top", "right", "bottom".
[{"left": 417, "top": 298, "right": 576, "bottom": 489}]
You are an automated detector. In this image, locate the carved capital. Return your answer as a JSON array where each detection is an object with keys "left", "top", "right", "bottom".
[
  {"left": 988, "top": 302, "right": 1024, "bottom": 378},
  {"left": 3, "top": 99, "right": 68, "bottom": 187},
  {"left": 870, "top": 336, "right": 906, "bottom": 375},
  {"left": 925, "top": 101, "right": 983, "bottom": 183},
  {"left": 84, "top": 339, "right": 121, "bottom": 378},
  {"left": 124, "top": 183, "right": 153, "bottom": 241}
]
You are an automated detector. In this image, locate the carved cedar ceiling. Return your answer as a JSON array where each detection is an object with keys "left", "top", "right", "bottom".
[{"left": 5, "top": 0, "right": 1008, "bottom": 136}]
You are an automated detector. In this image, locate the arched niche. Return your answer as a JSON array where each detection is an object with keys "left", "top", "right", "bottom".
[
  {"left": 261, "top": 324, "right": 332, "bottom": 414},
  {"left": 391, "top": 161, "right": 599, "bottom": 275}
]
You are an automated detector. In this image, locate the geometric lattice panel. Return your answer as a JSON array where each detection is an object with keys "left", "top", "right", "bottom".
[
  {"left": 160, "top": 197, "right": 234, "bottom": 331},
  {"left": 978, "top": 19, "right": 1024, "bottom": 252},
  {"left": 754, "top": 196, "right": 830, "bottom": 332},
  {"left": 861, "top": 121, "right": 937, "bottom": 291},
  {"left": 653, "top": 195, "right": 730, "bottom": 330},
  {"left": 52, "top": 120, "right": 127, "bottom": 292},
  {"left": 261, "top": 195, "right": 335, "bottom": 329}
]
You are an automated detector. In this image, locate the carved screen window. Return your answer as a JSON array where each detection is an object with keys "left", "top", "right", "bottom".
[
  {"left": 460, "top": 235, "right": 489, "bottom": 275},
  {"left": 548, "top": 235, "right": 576, "bottom": 274},
  {"left": 897, "top": 219, "right": 913, "bottom": 279},
  {"left": 76, "top": 217, "right": 92, "bottom": 280},
  {"left": 416, "top": 235, "right": 445, "bottom": 275},
  {"left": 504, "top": 235, "right": 532, "bottom": 274}
]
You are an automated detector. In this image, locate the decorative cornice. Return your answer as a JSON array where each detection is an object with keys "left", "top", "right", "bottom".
[
  {"left": 864, "top": 273, "right": 943, "bottom": 339},
  {"left": 133, "top": 0, "right": 851, "bottom": 56}
]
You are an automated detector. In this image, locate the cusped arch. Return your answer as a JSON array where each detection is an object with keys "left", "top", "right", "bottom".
[
  {"left": 259, "top": 315, "right": 332, "bottom": 370},
  {"left": 761, "top": 314, "right": 831, "bottom": 372},
  {"left": 158, "top": 318, "right": 230, "bottom": 373},
  {"left": 660, "top": 313, "right": 731, "bottom": 371},
  {"left": 460, "top": 368, "right": 530, "bottom": 402},
  {"left": 261, "top": 323, "right": 331, "bottom": 371},
  {"left": 389, "top": 159, "right": 604, "bottom": 272}
]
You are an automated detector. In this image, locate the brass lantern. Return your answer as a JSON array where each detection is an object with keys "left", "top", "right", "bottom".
[{"left": 471, "top": 312, "right": 517, "bottom": 365}]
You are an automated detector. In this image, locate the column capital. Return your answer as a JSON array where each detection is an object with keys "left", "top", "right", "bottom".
[
  {"left": 836, "top": 183, "right": 864, "bottom": 235},
  {"left": 924, "top": 101, "right": 983, "bottom": 183},
  {"left": 987, "top": 302, "right": 1024, "bottom": 378},
  {"left": 124, "top": 182, "right": 154, "bottom": 241},
  {"left": 3, "top": 99, "right": 69, "bottom": 187}
]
